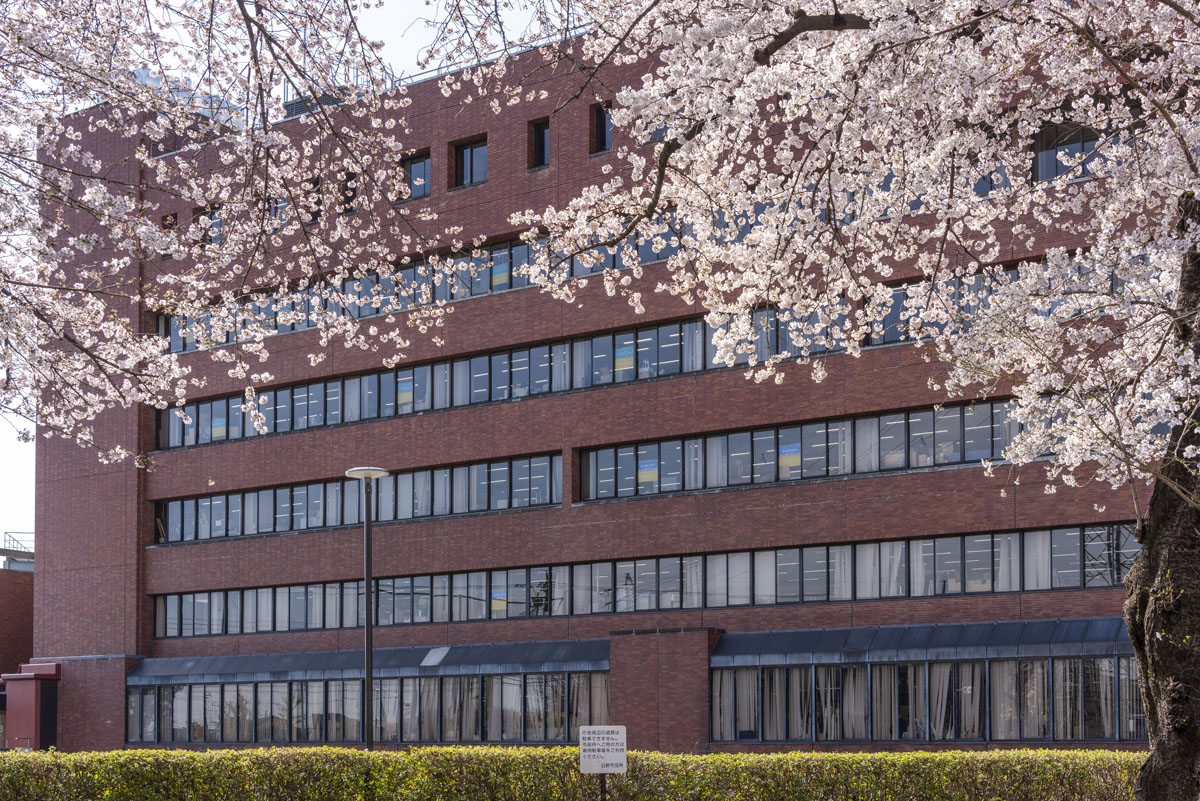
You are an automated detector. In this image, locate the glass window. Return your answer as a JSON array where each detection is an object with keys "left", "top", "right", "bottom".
[
  {"left": 934, "top": 407, "right": 962, "bottom": 464},
  {"left": 929, "top": 662, "right": 954, "bottom": 739},
  {"left": 1052, "top": 527, "right": 1081, "bottom": 588},
  {"left": 908, "top": 411, "right": 933, "bottom": 467},
  {"left": 957, "top": 662, "right": 985, "bottom": 739},
  {"left": 934, "top": 537, "right": 962, "bottom": 594},
  {"left": 1025, "top": 529, "right": 1051, "bottom": 590},
  {"left": 727, "top": 432, "right": 752, "bottom": 485},
  {"left": 728, "top": 552, "right": 751, "bottom": 606},
  {"left": 964, "top": 404, "right": 992, "bottom": 460},
  {"left": 706, "top": 436, "right": 728, "bottom": 487},
  {"left": 994, "top": 532, "right": 1021, "bottom": 592},
  {"left": 454, "top": 139, "right": 487, "bottom": 186},
  {"left": 815, "top": 666, "right": 841, "bottom": 741},
  {"left": 636, "top": 444, "right": 659, "bottom": 495},
  {"left": 776, "top": 548, "right": 800, "bottom": 604},
  {"left": 706, "top": 554, "right": 727, "bottom": 608},
  {"left": 909, "top": 539, "right": 935, "bottom": 597},
  {"left": 1083, "top": 657, "right": 1116, "bottom": 740},
  {"left": 1119, "top": 657, "right": 1146, "bottom": 741},
  {"left": 660, "top": 440, "right": 682, "bottom": 492},
  {"left": 828, "top": 545, "right": 852, "bottom": 601},
  {"left": 753, "top": 551, "right": 775, "bottom": 605},
  {"left": 802, "top": 424, "right": 827, "bottom": 478},
  {"left": 591, "top": 335, "right": 613, "bottom": 385},
  {"left": 964, "top": 534, "right": 992, "bottom": 592},
  {"left": 879, "top": 414, "right": 906, "bottom": 469},
  {"left": 854, "top": 418, "right": 879, "bottom": 473},
  {"left": 615, "top": 447, "right": 636, "bottom": 497},
  {"left": 803, "top": 546, "right": 828, "bottom": 602},
  {"left": 751, "top": 430, "right": 776, "bottom": 483},
  {"left": 1054, "top": 658, "right": 1083, "bottom": 740},
  {"left": 778, "top": 426, "right": 803, "bottom": 480},
  {"left": 614, "top": 331, "right": 636, "bottom": 382},
  {"left": 855, "top": 543, "right": 880, "bottom": 600}
]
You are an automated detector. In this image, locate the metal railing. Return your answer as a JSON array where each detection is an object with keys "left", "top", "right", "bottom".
[{"left": 3, "top": 531, "right": 33, "bottom": 554}]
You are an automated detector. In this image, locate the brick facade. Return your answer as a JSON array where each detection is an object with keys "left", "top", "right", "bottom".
[{"left": 33, "top": 49, "right": 1138, "bottom": 753}]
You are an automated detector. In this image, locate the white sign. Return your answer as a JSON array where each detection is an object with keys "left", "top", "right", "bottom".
[{"left": 579, "top": 725, "right": 627, "bottom": 774}]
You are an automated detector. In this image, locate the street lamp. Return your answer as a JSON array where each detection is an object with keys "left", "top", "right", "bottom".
[{"left": 345, "top": 466, "right": 389, "bottom": 750}]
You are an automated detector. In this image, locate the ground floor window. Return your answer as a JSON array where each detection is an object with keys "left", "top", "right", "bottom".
[
  {"left": 126, "top": 671, "right": 608, "bottom": 746},
  {"left": 711, "top": 656, "right": 1142, "bottom": 743}
]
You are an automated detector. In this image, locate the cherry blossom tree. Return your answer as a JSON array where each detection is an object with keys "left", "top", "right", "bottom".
[
  {"left": 7, "top": 0, "right": 1200, "bottom": 795},
  {"left": 428, "top": 1, "right": 1200, "bottom": 797}
]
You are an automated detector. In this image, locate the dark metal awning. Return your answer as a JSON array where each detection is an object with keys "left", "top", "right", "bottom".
[
  {"left": 709, "top": 617, "right": 1131, "bottom": 668},
  {"left": 127, "top": 638, "right": 609, "bottom": 686}
]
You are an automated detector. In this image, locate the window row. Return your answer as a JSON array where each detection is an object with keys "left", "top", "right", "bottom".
[
  {"left": 582, "top": 400, "right": 1017, "bottom": 500},
  {"left": 712, "top": 656, "right": 1143, "bottom": 743},
  {"left": 126, "top": 672, "right": 609, "bottom": 746},
  {"left": 153, "top": 454, "right": 562, "bottom": 543},
  {"left": 154, "top": 523, "right": 1137, "bottom": 638},
  {"left": 157, "top": 308, "right": 830, "bottom": 449}
]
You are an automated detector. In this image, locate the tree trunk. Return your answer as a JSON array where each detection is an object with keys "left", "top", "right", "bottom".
[{"left": 1125, "top": 193, "right": 1200, "bottom": 801}]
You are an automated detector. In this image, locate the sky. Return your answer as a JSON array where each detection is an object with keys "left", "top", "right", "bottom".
[{"left": 0, "top": 0, "right": 501, "bottom": 546}]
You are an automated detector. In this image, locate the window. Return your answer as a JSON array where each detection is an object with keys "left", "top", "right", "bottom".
[
  {"left": 530, "top": 119, "right": 550, "bottom": 168},
  {"left": 454, "top": 139, "right": 487, "bottom": 187},
  {"left": 193, "top": 205, "right": 224, "bottom": 246},
  {"left": 300, "top": 177, "right": 322, "bottom": 225},
  {"left": 338, "top": 171, "right": 359, "bottom": 215},
  {"left": 1034, "top": 123, "right": 1099, "bottom": 182},
  {"left": 591, "top": 104, "right": 612, "bottom": 153},
  {"left": 161, "top": 213, "right": 178, "bottom": 259},
  {"left": 400, "top": 153, "right": 430, "bottom": 200}
]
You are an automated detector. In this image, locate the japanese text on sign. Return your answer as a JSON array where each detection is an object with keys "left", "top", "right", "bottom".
[{"left": 579, "top": 725, "right": 627, "bottom": 774}]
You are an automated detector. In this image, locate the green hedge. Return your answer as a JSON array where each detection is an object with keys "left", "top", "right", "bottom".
[{"left": 0, "top": 747, "right": 1143, "bottom": 801}]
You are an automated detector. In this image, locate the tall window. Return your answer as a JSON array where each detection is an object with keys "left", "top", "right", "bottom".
[
  {"left": 454, "top": 139, "right": 487, "bottom": 186},
  {"left": 1034, "top": 123, "right": 1099, "bottom": 182},
  {"left": 400, "top": 153, "right": 430, "bottom": 199},
  {"left": 592, "top": 104, "right": 612, "bottom": 153},
  {"left": 530, "top": 119, "right": 550, "bottom": 168}
]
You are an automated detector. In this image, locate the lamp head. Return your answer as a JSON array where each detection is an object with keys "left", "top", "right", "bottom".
[{"left": 345, "top": 466, "right": 389, "bottom": 480}]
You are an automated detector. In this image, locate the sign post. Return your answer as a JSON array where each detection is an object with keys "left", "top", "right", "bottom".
[{"left": 579, "top": 725, "right": 627, "bottom": 801}]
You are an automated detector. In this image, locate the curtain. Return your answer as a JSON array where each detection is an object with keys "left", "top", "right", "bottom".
[
  {"left": 900, "top": 664, "right": 927, "bottom": 739},
  {"left": 461, "top": 678, "right": 481, "bottom": 741},
  {"left": 956, "top": 662, "right": 984, "bottom": 738},
  {"left": 788, "top": 667, "right": 811, "bottom": 741},
  {"left": 525, "top": 674, "right": 547, "bottom": 741},
  {"left": 843, "top": 667, "right": 868, "bottom": 739},
  {"left": 881, "top": 541, "right": 907, "bottom": 597},
  {"left": 590, "top": 673, "right": 610, "bottom": 725},
  {"left": 1119, "top": 657, "right": 1146, "bottom": 740},
  {"left": 712, "top": 669, "right": 735, "bottom": 740},
  {"left": 568, "top": 674, "right": 587, "bottom": 739},
  {"left": 989, "top": 661, "right": 1019, "bottom": 739},
  {"left": 763, "top": 668, "right": 787, "bottom": 740},
  {"left": 546, "top": 674, "right": 566, "bottom": 741},
  {"left": 735, "top": 668, "right": 758, "bottom": 739},
  {"left": 1084, "top": 658, "right": 1115, "bottom": 739},
  {"left": 872, "top": 665, "right": 898, "bottom": 740},
  {"left": 1024, "top": 530, "right": 1051, "bottom": 590},
  {"left": 910, "top": 540, "right": 935, "bottom": 596},
  {"left": 1021, "top": 660, "right": 1049, "bottom": 739},
  {"left": 1053, "top": 659, "right": 1081, "bottom": 740},
  {"left": 829, "top": 545, "right": 853, "bottom": 600},
  {"left": 402, "top": 678, "right": 419, "bottom": 742},
  {"left": 993, "top": 533, "right": 1021, "bottom": 591},
  {"left": 815, "top": 666, "right": 841, "bottom": 741},
  {"left": 856, "top": 544, "right": 880, "bottom": 600},
  {"left": 442, "top": 678, "right": 462, "bottom": 742},
  {"left": 501, "top": 675, "right": 522, "bottom": 741},
  {"left": 929, "top": 663, "right": 954, "bottom": 739}
]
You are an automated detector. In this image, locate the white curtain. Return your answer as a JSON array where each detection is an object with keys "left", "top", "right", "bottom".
[
  {"left": 994, "top": 533, "right": 1021, "bottom": 591},
  {"left": 856, "top": 544, "right": 880, "bottom": 599},
  {"left": 1020, "top": 660, "right": 1049, "bottom": 739},
  {"left": 788, "top": 667, "right": 811, "bottom": 740},
  {"left": 1086, "top": 658, "right": 1116, "bottom": 739},
  {"left": 872, "top": 665, "right": 898, "bottom": 740},
  {"left": 1024, "top": 530, "right": 1051, "bottom": 590},
  {"left": 843, "top": 666, "right": 869, "bottom": 739},
  {"left": 815, "top": 666, "right": 841, "bottom": 740},
  {"left": 881, "top": 541, "right": 907, "bottom": 597},
  {"left": 910, "top": 540, "right": 935, "bottom": 596},
  {"left": 1053, "top": 659, "right": 1081, "bottom": 740},
  {"left": 763, "top": 668, "right": 787, "bottom": 740},
  {"left": 989, "top": 661, "right": 1019, "bottom": 739},
  {"left": 441, "top": 678, "right": 462, "bottom": 742},
  {"left": 900, "top": 664, "right": 927, "bottom": 739},
  {"left": 929, "top": 662, "right": 954, "bottom": 739},
  {"left": 735, "top": 668, "right": 758, "bottom": 739},
  {"left": 829, "top": 545, "right": 853, "bottom": 600},
  {"left": 712, "top": 670, "right": 734, "bottom": 740},
  {"left": 957, "top": 662, "right": 984, "bottom": 738}
]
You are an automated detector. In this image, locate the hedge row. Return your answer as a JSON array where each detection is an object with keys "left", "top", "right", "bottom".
[{"left": 0, "top": 747, "right": 1143, "bottom": 801}]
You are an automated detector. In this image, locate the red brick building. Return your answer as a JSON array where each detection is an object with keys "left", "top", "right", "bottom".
[{"left": 27, "top": 52, "right": 1145, "bottom": 753}]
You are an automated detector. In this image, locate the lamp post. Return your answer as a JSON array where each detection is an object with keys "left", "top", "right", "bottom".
[{"left": 345, "top": 466, "right": 389, "bottom": 750}]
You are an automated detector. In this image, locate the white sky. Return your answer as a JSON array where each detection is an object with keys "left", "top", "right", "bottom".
[{"left": 0, "top": 0, "right": 474, "bottom": 545}]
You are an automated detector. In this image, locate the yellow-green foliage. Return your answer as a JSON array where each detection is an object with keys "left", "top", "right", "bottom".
[{"left": 0, "top": 747, "right": 1143, "bottom": 801}]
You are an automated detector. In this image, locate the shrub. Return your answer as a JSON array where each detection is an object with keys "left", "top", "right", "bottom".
[{"left": 0, "top": 747, "right": 1142, "bottom": 801}]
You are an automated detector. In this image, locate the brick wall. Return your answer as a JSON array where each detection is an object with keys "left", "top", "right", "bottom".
[{"left": 0, "top": 569, "right": 33, "bottom": 675}]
